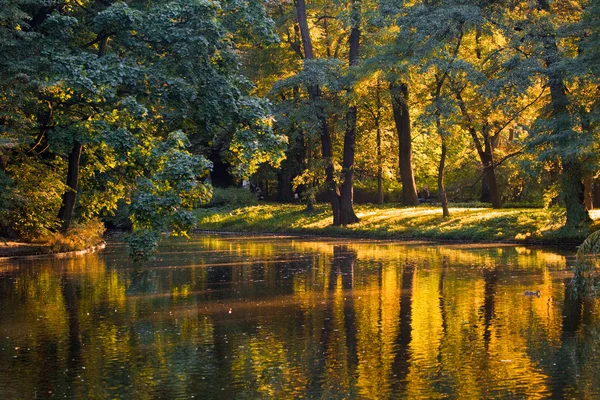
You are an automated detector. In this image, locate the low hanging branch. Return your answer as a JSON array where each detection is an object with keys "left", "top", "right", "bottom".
[{"left": 447, "top": 148, "right": 525, "bottom": 193}]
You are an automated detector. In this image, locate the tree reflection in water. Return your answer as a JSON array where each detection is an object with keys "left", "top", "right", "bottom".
[{"left": 0, "top": 236, "right": 598, "bottom": 399}]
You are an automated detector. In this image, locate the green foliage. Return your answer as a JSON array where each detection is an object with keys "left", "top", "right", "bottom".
[
  {"left": 227, "top": 98, "right": 288, "bottom": 179},
  {"left": 127, "top": 229, "right": 160, "bottom": 262},
  {"left": 128, "top": 131, "right": 213, "bottom": 260},
  {"left": 0, "top": 0, "right": 284, "bottom": 257},
  {"left": 0, "top": 156, "right": 65, "bottom": 239},
  {"left": 205, "top": 187, "right": 258, "bottom": 208},
  {"left": 352, "top": 179, "right": 403, "bottom": 204}
]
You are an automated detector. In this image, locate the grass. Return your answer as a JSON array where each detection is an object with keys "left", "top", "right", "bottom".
[{"left": 195, "top": 203, "right": 600, "bottom": 245}]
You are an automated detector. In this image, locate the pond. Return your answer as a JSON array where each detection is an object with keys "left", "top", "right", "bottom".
[{"left": 0, "top": 235, "right": 599, "bottom": 399}]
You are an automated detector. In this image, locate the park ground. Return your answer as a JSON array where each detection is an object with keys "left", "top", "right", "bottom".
[
  {"left": 4, "top": 204, "right": 599, "bottom": 258},
  {"left": 195, "top": 204, "right": 600, "bottom": 246}
]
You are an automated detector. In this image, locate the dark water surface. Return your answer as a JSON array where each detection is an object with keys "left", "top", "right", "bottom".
[{"left": 1, "top": 235, "right": 599, "bottom": 399}]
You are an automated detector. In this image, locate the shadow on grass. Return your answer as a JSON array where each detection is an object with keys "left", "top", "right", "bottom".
[{"left": 195, "top": 203, "right": 598, "bottom": 245}]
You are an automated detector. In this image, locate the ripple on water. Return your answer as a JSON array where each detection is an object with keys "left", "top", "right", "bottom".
[{"left": 0, "top": 235, "right": 598, "bottom": 398}]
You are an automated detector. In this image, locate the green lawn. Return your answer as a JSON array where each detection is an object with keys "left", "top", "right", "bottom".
[{"left": 195, "top": 203, "right": 600, "bottom": 245}]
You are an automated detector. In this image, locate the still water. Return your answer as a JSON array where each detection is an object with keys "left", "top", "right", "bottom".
[{"left": 0, "top": 235, "right": 599, "bottom": 399}]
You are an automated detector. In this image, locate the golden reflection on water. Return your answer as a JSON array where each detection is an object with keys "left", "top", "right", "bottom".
[{"left": 0, "top": 235, "right": 598, "bottom": 399}]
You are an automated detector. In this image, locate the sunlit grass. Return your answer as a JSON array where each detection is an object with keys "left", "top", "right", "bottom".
[{"left": 195, "top": 203, "right": 600, "bottom": 244}]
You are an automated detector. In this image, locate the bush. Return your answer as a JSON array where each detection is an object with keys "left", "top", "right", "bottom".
[
  {"left": 503, "top": 201, "right": 544, "bottom": 209},
  {"left": 0, "top": 156, "right": 66, "bottom": 240},
  {"left": 205, "top": 187, "right": 258, "bottom": 208},
  {"left": 40, "top": 218, "right": 106, "bottom": 253}
]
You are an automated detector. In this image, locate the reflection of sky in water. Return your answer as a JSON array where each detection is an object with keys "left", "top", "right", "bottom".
[{"left": 0, "top": 235, "right": 598, "bottom": 399}]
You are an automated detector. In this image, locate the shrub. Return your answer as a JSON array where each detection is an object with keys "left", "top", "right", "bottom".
[
  {"left": 40, "top": 218, "right": 106, "bottom": 253},
  {"left": 205, "top": 187, "right": 258, "bottom": 208},
  {"left": 0, "top": 156, "right": 65, "bottom": 240}
]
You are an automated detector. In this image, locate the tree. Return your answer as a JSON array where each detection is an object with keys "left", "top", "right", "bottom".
[
  {"left": 339, "top": 0, "right": 362, "bottom": 224},
  {"left": 292, "top": 0, "right": 361, "bottom": 225},
  {"left": 517, "top": 0, "right": 595, "bottom": 227},
  {"left": 0, "top": 0, "right": 285, "bottom": 258}
]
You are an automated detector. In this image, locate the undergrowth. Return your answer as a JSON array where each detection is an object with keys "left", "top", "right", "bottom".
[{"left": 39, "top": 219, "right": 106, "bottom": 253}]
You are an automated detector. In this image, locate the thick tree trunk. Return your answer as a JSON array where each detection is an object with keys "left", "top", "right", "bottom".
[
  {"left": 319, "top": 110, "right": 341, "bottom": 225},
  {"left": 322, "top": 125, "right": 341, "bottom": 224},
  {"left": 389, "top": 82, "right": 419, "bottom": 206},
  {"left": 563, "top": 161, "right": 591, "bottom": 227},
  {"left": 339, "top": 0, "right": 361, "bottom": 225},
  {"left": 295, "top": 0, "right": 313, "bottom": 59},
  {"left": 277, "top": 171, "right": 294, "bottom": 202},
  {"left": 57, "top": 141, "right": 82, "bottom": 232},
  {"left": 340, "top": 105, "right": 359, "bottom": 224},
  {"left": 537, "top": 0, "right": 590, "bottom": 227},
  {"left": 593, "top": 177, "right": 600, "bottom": 210},
  {"left": 480, "top": 140, "right": 502, "bottom": 208},
  {"left": 481, "top": 174, "right": 491, "bottom": 203}
]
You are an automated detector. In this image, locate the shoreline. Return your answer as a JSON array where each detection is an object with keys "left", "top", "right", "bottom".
[
  {"left": 193, "top": 229, "right": 581, "bottom": 250},
  {"left": 0, "top": 241, "right": 106, "bottom": 261}
]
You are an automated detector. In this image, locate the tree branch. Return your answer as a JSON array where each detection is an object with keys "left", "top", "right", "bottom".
[{"left": 491, "top": 86, "right": 547, "bottom": 140}]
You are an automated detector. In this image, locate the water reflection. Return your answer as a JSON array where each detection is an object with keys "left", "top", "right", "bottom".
[{"left": 0, "top": 235, "right": 599, "bottom": 398}]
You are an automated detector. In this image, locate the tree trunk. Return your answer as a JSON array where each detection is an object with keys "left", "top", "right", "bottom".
[
  {"left": 376, "top": 116, "right": 384, "bottom": 205},
  {"left": 434, "top": 93, "right": 450, "bottom": 217},
  {"left": 375, "top": 80, "right": 384, "bottom": 204},
  {"left": 563, "top": 161, "right": 591, "bottom": 227},
  {"left": 340, "top": 105, "right": 359, "bottom": 224},
  {"left": 537, "top": 0, "right": 590, "bottom": 227},
  {"left": 481, "top": 174, "right": 491, "bottom": 203},
  {"left": 277, "top": 171, "right": 294, "bottom": 202},
  {"left": 296, "top": 0, "right": 341, "bottom": 224},
  {"left": 438, "top": 138, "right": 450, "bottom": 218},
  {"left": 339, "top": 0, "right": 361, "bottom": 225},
  {"left": 295, "top": 0, "right": 313, "bottom": 59},
  {"left": 389, "top": 82, "right": 419, "bottom": 206},
  {"left": 305, "top": 133, "right": 316, "bottom": 211},
  {"left": 584, "top": 174, "right": 593, "bottom": 211},
  {"left": 593, "top": 177, "right": 600, "bottom": 210},
  {"left": 319, "top": 110, "right": 341, "bottom": 225},
  {"left": 57, "top": 141, "right": 82, "bottom": 232},
  {"left": 481, "top": 140, "right": 502, "bottom": 208},
  {"left": 57, "top": 35, "right": 109, "bottom": 232}
]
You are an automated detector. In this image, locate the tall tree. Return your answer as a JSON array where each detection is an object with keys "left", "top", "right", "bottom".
[
  {"left": 389, "top": 81, "right": 419, "bottom": 206},
  {"left": 531, "top": 0, "right": 593, "bottom": 227},
  {"left": 339, "top": 0, "right": 362, "bottom": 224},
  {"left": 0, "top": 0, "right": 285, "bottom": 257}
]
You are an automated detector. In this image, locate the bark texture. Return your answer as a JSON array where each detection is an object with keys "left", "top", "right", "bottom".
[{"left": 389, "top": 82, "right": 419, "bottom": 206}]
